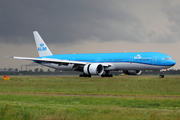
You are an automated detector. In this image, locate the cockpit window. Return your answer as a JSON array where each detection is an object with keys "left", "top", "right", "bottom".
[{"left": 165, "top": 57, "right": 172, "bottom": 60}]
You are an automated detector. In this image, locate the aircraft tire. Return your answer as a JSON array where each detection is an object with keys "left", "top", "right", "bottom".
[
  {"left": 79, "top": 74, "right": 91, "bottom": 77},
  {"left": 101, "top": 74, "right": 113, "bottom": 77},
  {"left": 159, "top": 75, "right": 164, "bottom": 78}
]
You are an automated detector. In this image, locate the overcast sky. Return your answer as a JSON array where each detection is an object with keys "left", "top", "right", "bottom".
[{"left": 1, "top": 0, "right": 180, "bottom": 70}]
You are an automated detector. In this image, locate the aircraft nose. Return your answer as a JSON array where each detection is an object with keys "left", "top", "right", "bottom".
[{"left": 170, "top": 60, "right": 176, "bottom": 66}]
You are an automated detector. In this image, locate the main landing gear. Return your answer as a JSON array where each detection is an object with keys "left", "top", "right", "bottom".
[
  {"left": 159, "top": 69, "right": 166, "bottom": 78},
  {"left": 79, "top": 74, "right": 91, "bottom": 77},
  {"left": 79, "top": 71, "right": 113, "bottom": 77},
  {"left": 101, "top": 71, "right": 113, "bottom": 77}
]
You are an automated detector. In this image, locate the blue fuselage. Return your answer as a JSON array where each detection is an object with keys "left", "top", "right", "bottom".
[{"left": 38, "top": 52, "right": 176, "bottom": 71}]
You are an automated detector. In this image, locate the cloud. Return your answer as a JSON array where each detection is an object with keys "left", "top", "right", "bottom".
[
  {"left": 0, "top": 0, "right": 180, "bottom": 45},
  {"left": 0, "top": 0, "right": 148, "bottom": 45},
  {"left": 160, "top": 0, "right": 180, "bottom": 43},
  {"left": 1, "top": 0, "right": 180, "bottom": 69}
]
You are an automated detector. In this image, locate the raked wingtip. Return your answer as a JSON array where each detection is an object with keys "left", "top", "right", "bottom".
[{"left": 5, "top": 56, "right": 14, "bottom": 58}]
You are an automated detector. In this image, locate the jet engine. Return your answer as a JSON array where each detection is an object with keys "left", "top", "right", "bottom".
[
  {"left": 83, "top": 63, "right": 104, "bottom": 75},
  {"left": 123, "top": 70, "right": 142, "bottom": 75}
]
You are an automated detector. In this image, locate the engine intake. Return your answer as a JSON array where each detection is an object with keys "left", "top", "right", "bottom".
[
  {"left": 84, "top": 63, "right": 104, "bottom": 75},
  {"left": 123, "top": 70, "right": 142, "bottom": 75}
]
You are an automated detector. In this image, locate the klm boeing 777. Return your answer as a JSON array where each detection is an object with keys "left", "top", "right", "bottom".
[{"left": 10, "top": 31, "right": 176, "bottom": 78}]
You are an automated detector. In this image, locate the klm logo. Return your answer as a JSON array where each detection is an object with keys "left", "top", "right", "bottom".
[
  {"left": 38, "top": 43, "right": 47, "bottom": 51},
  {"left": 134, "top": 54, "right": 141, "bottom": 59}
]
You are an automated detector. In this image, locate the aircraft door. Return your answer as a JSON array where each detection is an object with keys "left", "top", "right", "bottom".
[
  {"left": 71, "top": 58, "right": 75, "bottom": 61},
  {"left": 97, "top": 57, "right": 101, "bottom": 62},
  {"left": 129, "top": 56, "right": 135, "bottom": 69},
  {"left": 152, "top": 56, "right": 157, "bottom": 64},
  {"left": 129, "top": 57, "right": 133, "bottom": 63}
]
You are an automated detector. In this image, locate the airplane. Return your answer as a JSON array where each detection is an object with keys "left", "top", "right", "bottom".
[{"left": 9, "top": 31, "right": 176, "bottom": 78}]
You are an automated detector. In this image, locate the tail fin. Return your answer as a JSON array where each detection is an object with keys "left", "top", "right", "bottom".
[{"left": 33, "top": 31, "right": 53, "bottom": 57}]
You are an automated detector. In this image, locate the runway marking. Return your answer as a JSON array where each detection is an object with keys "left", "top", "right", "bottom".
[{"left": 0, "top": 92, "right": 180, "bottom": 99}]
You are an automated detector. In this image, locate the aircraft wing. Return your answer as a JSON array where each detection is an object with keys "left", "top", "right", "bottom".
[{"left": 9, "top": 56, "right": 110, "bottom": 67}]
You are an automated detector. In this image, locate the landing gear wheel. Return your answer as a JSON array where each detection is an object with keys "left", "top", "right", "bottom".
[
  {"left": 101, "top": 71, "right": 113, "bottom": 77},
  {"left": 159, "top": 71, "right": 165, "bottom": 78},
  {"left": 159, "top": 75, "right": 164, "bottom": 78},
  {"left": 79, "top": 74, "right": 91, "bottom": 77},
  {"left": 101, "top": 74, "right": 112, "bottom": 77}
]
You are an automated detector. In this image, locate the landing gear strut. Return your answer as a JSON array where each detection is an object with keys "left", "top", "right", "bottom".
[
  {"left": 159, "top": 72, "right": 164, "bottom": 78},
  {"left": 79, "top": 74, "right": 91, "bottom": 77},
  {"left": 101, "top": 71, "right": 113, "bottom": 77},
  {"left": 159, "top": 69, "right": 165, "bottom": 78}
]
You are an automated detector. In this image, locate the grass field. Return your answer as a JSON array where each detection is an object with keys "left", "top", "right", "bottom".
[{"left": 0, "top": 75, "right": 180, "bottom": 120}]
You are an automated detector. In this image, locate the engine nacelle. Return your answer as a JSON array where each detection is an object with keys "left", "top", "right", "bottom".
[
  {"left": 123, "top": 70, "right": 142, "bottom": 75},
  {"left": 83, "top": 63, "right": 104, "bottom": 75}
]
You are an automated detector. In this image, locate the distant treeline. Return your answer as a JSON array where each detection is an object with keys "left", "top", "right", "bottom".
[{"left": 0, "top": 68, "right": 180, "bottom": 75}]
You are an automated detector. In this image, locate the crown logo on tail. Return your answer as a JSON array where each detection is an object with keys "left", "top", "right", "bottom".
[
  {"left": 38, "top": 43, "right": 47, "bottom": 51},
  {"left": 40, "top": 43, "right": 44, "bottom": 47}
]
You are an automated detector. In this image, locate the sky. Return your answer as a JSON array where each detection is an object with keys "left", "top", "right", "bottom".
[{"left": 1, "top": 0, "right": 180, "bottom": 70}]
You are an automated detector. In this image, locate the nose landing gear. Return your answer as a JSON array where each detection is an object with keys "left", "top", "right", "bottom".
[
  {"left": 159, "top": 72, "right": 164, "bottom": 78},
  {"left": 159, "top": 69, "right": 166, "bottom": 78}
]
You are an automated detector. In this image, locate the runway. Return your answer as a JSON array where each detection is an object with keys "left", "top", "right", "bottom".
[{"left": 0, "top": 92, "right": 179, "bottom": 99}]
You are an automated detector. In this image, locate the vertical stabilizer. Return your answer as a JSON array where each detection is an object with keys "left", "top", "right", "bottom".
[{"left": 33, "top": 31, "right": 53, "bottom": 57}]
